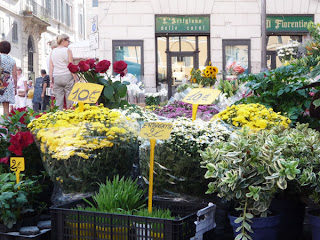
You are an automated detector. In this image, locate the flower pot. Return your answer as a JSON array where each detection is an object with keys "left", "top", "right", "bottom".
[
  {"left": 229, "top": 213, "right": 280, "bottom": 240},
  {"left": 307, "top": 209, "right": 320, "bottom": 240},
  {"left": 225, "top": 75, "right": 238, "bottom": 81}
]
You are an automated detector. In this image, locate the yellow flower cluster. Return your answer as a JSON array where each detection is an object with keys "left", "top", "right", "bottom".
[
  {"left": 203, "top": 63, "right": 218, "bottom": 78},
  {"left": 212, "top": 103, "right": 291, "bottom": 131},
  {"left": 190, "top": 62, "right": 218, "bottom": 87},
  {"left": 28, "top": 104, "right": 138, "bottom": 160}
]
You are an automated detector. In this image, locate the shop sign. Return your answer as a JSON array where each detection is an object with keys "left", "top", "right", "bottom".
[
  {"left": 267, "top": 15, "right": 313, "bottom": 32},
  {"left": 156, "top": 16, "right": 210, "bottom": 33}
]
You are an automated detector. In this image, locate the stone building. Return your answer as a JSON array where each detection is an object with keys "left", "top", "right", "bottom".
[
  {"left": 92, "top": 0, "right": 320, "bottom": 95},
  {"left": 0, "top": 0, "right": 87, "bottom": 81}
]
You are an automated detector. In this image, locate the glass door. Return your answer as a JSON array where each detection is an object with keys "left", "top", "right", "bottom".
[{"left": 168, "top": 54, "right": 195, "bottom": 97}]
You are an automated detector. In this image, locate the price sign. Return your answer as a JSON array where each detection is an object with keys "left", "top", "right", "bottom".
[
  {"left": 10, "top": 157, "right": 25, "bottom": 184},
  {"left": 183, "top": 88, "right": 221, "bottom": 105},
  {"left": 139, "top": 122, "right": 173, "bottom": 213},
  {"left": 139, "top": 122, "right": 173, "bottom": 140},
  {"left": 68, "top": 83, "right": 103, "bottom": 104}
]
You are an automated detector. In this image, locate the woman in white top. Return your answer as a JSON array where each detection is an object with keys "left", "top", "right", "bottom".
[
  {"left": 49, "top": 34, "right": 77, "bottom": 111},
  {"left": 15, "top": 67, "right": 28, "bottom": 108}
]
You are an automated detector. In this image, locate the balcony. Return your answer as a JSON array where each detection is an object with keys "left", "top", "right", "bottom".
[{"left": 23, "top": 0, "right": 51, "bottom": 27}]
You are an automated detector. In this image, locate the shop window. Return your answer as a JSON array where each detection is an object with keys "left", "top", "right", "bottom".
[
  {"left": 180, "top": 36, "right": 195, "bottom": 51},
  {"left": 112, "top": 40, "right": 144, "bottom": 82},
  {"left": 222, "top": 39, "right": 251, "bottom": 75},
  {"left": 198, "top": 36, "right": 209, "bottom": 70},
  {"left": 157, "top": 37, "right": 167, "bottom": 83},
  {"left": 92, "top": 0, "right": 98, "bottom": 7}
]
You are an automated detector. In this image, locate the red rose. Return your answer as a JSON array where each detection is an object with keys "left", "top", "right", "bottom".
[
  {"left": 68, "top": 63, "right": 80, "bottom": 73},
  {"left": 85, "top": 59, "right": 96, "bottom": 69},
  {"left": 78, "top": 61, "right": 90, "bottom": 72},
  {"left": 113, "top": 61, "right": 127, "bottom": 74},
  {"left": 95, "top": 60, "right": 111, "bottom": 73}
]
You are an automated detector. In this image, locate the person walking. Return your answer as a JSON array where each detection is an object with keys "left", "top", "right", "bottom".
[
  {"left": 33, "top": 70, "right": 47, "bottom": 111},
  {"left": 0, "top": 40, "right": 17, "bottom": 115},
  {"left": 15, "top": 67, "right": 27, "bottom": 108},
  {"left": 40, "top": 69, "right": 50, "bottom": 111},
  {"left": 49, "top": 34, "right": 77, "bottom": 111},
  {"left": 26, "top": 80, "right": 34, "bottom": 109}
]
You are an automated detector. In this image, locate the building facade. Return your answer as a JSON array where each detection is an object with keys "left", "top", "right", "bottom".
[
  {"left": 93, "top": 0, "right": 320, "bottom": 96},
  {"left": 0, "top": 0, "right": 87, "bottom": 81}
]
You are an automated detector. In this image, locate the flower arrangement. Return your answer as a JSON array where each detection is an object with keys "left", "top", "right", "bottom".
[
  {"left": 153, "top": 101, "right": 219, "bottom": 121},
  {"left": 226, "top": 61, "right": 245, "bottom": 75},
  {"left": 276, "top": 41, "right": 300, "bottom": 62},
  {"left": 68, "top": 59, "right": 129, "bottom": 108},
  {"left": 190, "top": 62, "right": 218, "bottom": 87},
  {"left": 140, "top": 117, "right": 232, "bottom": 196},
  {"left": 116, "top": 105, "right": 159, "bottom": 123},
  {"left": 28, "top": 104, "right": 139, "bottom": 193},
  {"left": 145, "top": 88, "right": 167, "bottom": 106},
  {"left": 212, "top": 103, "right": 291, "bottom": 131}
]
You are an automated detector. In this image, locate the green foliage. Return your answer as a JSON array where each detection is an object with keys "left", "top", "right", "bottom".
[
  {"left": 0, "top": 173, "right": 41, "bottom": 228},
  {"left": 84, "top": 176, "right": 146, "bottom": 214},
  {"left": 218, "top": 78, "right": 240, "bottom": 97},
  {"left": 238, "top": 65, "right": 315, "bottom": 124},
  {"left": 145, "top": 96, "right": 160, "bottom": 106},
  {"left": 135, "top": 208, "right": 174, "bottom": 219}
]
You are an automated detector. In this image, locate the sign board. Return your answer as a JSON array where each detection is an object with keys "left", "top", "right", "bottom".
[
  {"left": 183, "top": 88, "right": 221, "bottom": 105},
  {"left": 139, "top": 122, "right": 173, "bottom": 140},
  {"left": 10, "top": 157, "right": 25, "bottom": 173},
  {"left": 91, "top": 15, "right": 98, "bottom": 33},
  {"left": 68, "top": 82, "right": 103, "bottom": 104},
  {"left": 156, "top": 16, "right": 210, "bottom": 33},
  {"left": 267, "top": 15, "right": 313, "bottom": 32},
  {"left": 89, "top": 32, "right": 99, "bottom": 50}
]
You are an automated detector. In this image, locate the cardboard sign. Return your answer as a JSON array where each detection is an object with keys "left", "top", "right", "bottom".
[
  {"left": 139, "top": 122, "right": 173, "bottom": 140},
  {"left": 183, "top": 88, "right": 221, "bottom": 105},
  {"left": 68, "top": 83, "right": 103, "bottom": 103},
  {"left": 10, "top": 157, "right": 25, "bottom": 173}
]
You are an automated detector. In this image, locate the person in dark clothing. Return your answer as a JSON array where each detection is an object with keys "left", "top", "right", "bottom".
[
  {"left": 40, "top": 70, "right": 50, "bottom": 110},
  {"left": 33, "top": 70, "right": 46, "bottom": 111}
]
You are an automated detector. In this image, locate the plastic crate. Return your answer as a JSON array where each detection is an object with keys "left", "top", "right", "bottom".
[
  {"left": 51, "top": 198, "right": 216, "bottom": 240},
  {"left": 0, "top": 229, "right": 51, "bottom": 240}
]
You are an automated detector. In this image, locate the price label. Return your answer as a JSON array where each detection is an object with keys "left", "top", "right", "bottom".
[
  {"left": 10, "top": 157, "right": 25, "bottom": 172},
  {"left": 183, "top": 88, "right": 221, "bottom": 105},
  {"left": 139, "top": 122, "right": 173, "bottom": 140},
  {"left": 68, "top": 83, "right": 103, "bottom": 104}
]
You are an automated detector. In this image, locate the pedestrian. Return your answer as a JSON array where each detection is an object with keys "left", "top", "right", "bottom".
[
  {"left": 15, "top": 67, "right": 28, "bottom": 108},
  {"left": 40, "top": 69, "right": 50, "bottom": 111},
  {"left": 0, "top": 40, "right": 17, "bottom": 115},
  {"left": 33, "top": 70, "right": 47, "bottom": 111},
  {"left": 26, "top": 80, "right": 34, "bottom": 109},
  {"left": 49, "top": 34, "right": 77, "bottom": 111}
]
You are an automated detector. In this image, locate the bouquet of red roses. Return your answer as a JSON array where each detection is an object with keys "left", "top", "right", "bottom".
[{"left": 226, "top": 61, "right": 245, "bottom": 75}]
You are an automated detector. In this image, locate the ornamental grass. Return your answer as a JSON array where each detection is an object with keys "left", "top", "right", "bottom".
[{"left": 28, "top": 104, "right": 139, "bottom": 193}]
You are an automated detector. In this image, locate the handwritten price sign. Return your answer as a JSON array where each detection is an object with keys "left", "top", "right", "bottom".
[
  {"left": 139, "top": 122, "right": 173, "bottom": 140},
  {"left": 10, "top": 157, "right": 25, "bottom": 184},
  {"left": 68, "top": 83, "right": 103, "bottom": 104},
  {"left": 183, "top": 88, "right": 221, "bottom": 105}
]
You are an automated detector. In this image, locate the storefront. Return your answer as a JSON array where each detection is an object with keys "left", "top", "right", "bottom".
[
  {"left": 155, "top": 15, "right": 210, "bottom": 97},
  {"left": 266, "top": 15, "right": 313, "bottom": 69}
]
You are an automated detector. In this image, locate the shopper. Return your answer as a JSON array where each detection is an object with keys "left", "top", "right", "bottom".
[
  {"left": 0, "top": 40, "right": 17, "bottom": 115},
  {"left": 15, "top": 67, "right": 28, "bottom": 108},
  {"left": 33, "top": 70, "right": 47, "bottom": 111},
  {"left": 26, "top": 80, "right": 34, "bottom": 109},
  {"left": 49, "top": 34, "right": 77, "bottom": 110},
  {"left": 40, "top": 69, "right": 50, "bottom": 111}
]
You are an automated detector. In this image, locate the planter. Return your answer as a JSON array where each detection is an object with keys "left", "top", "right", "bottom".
[
  {"left": 307, "top": 209, "right": 320, "bottom": 240},
  {"left": 51, "top": 198, "right": 216, "bottom": 240},
  {"left": 225, "top": 75, "right": 238, "bottom": 81},
  {"left": 229, "top": 213, "right": 280, "bottom": 240}
]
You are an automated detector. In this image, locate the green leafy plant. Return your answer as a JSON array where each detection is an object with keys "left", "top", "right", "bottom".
[
  {"left": 218, "top": 78, "right": 239, "bottom": 98},
  {"left": 135, "top": 208, "right": 174, "bottom": 219}
]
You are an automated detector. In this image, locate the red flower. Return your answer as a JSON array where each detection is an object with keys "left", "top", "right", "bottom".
[
  {"left": 85, "top": 59, "right": 96, "bottom": 69},
  {"left": 8, "top": 131, "right": 34, "bottom": 156},
  {"left": 68, "top": 63, "right": 80, "bottom": 73},
  {"left": 113, "top": 61, "right": 127, "bottom": 75},
  {"left": 0, "top": 157, "right": 9, "bottom": 164},
  {"left": 78, "top": 61, "right": 90, "bottom": 72},
  {"left": 95, "top": 60, "right": 111, "bottom": 73}
]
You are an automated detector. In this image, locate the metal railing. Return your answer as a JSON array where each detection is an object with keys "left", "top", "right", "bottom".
[{"left": 25, "top": 0, "right": 51, "bottom": 23}]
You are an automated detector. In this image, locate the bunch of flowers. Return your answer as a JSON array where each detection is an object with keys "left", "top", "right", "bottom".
[
  {"left": 276, "top": 41, "right": 300, "bottom": 62},
  {"left": 153, "top": 101, "right": 219, "bottom": 121},
  {"left": 212, "top": 103, "right": 291, "bottom": 131},
  {"left": 28, "top": 104, "right": 139, "bottom": 193},
  {"left": 68, "top": 59, "right": 129, "bottom": 109},
  {"left": 226, "top": 61, "right": 245, "bottom": 75},
  {"left": 116, "top": 105, "right": 159, "bottom": 123},
  {"left": 145, "top": 88, "right": 167, "bottom": 106},
  {"left": 140, "top": 117, "right": 232, "bottom": 196},
  {"left": 190, "top": 62, "right": 218, "bottom": 87}
]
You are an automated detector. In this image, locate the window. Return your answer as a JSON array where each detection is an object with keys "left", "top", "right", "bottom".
[
  {"left": 12, "top": 22, "right": 18, "bottom": 42},
  {"left": 54, "top": 0, "right": 58, "bottom": 19},
  {"left": 61, "top": 0, "right": 64, "bottom": 23},
  {"left": 66, "top": 4, "right": 71, "bottom": 26},
  {"left": 112, "top": 40, "right": 144, "bottom": 81},
  {"left": 45, "top": 0, "right": 52, "bottom": 17},
  {"left": 79, "top": 12, "right": 83, "bottom": 35},
  {"left": 0, "top": 18, "right": 4, "bottom": 39},
  {"left": 92, "top": 0, "right": 98, "bottom": 7},
  {"left": 222, "top": 39, "right": 251, "bottom": 75}
]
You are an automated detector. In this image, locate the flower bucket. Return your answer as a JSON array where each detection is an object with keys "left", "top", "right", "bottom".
[
  {"left": 225, "top": 75, "right": 238, "bottom": 81},
  {"left": 229, "top": 214, "right": 280, "bottom": 240},
  {"left": 307, "top": 209, "right": 320, "bottom": 240}
]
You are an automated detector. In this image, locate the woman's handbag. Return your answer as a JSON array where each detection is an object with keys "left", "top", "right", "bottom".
[
  {"left": 18, "top": 90, "right": 26, "bottom": 97},
  {"left": 0, "top": 55, "right": 10, "bottom": 96}
]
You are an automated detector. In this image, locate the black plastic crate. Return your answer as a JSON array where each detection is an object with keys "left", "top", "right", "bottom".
[
  {"left": 51, "top": 198, "right": 215, "bottom": 240},
  {"left": 0, "top": 229, "right": 51, "bottom": 240}
]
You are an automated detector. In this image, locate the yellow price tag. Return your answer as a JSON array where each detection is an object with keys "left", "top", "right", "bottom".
[
  {"left": 68, "top": 83, "right": 103, "bottom": 104},
  {"left": 10, "top": 157, "right": 25, "bottom": 184},
  {"left": 183, "top": 88, "right": 221, "bottom": 105},
  {"left": 139, "top": 122, "right": 173, "bottom": 140}
]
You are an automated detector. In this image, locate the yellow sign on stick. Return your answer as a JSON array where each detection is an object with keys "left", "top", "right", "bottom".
[
  {"left": 10, "top": 157, "right": 25, "bottom": 184},
  {"left": 68, "top": 82, "right": 103, "bottom": 104},
  {"left": 139, "top": 122, "right": 173, "bottom": 140},
  {"left": 183, "top": 88, "right": 221, "bottom": 105},
  {"left": 139, "top": 122, "right": 173, "bottom": 213}
]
